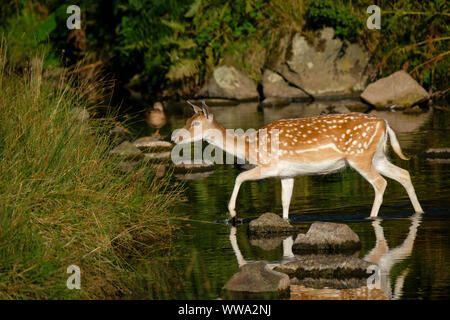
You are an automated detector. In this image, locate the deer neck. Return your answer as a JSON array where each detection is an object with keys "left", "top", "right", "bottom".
[{"left": 203, "top": 122, "right": 255, "bottom": 164}]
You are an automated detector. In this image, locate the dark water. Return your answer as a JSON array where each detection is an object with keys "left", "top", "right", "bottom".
[{"left": 128, "top": 101, "right": 450, "bottom": 300}]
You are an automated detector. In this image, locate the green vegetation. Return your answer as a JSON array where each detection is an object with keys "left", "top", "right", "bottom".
[
  {"left": 0, "top": 41, "right": 182, "bottom": 298},
  {"left": 1, "top": 1, "right": 447, "bottom": 100}
]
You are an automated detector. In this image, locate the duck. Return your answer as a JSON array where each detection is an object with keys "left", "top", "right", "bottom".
[{"left": 146, "top": 102, "right": 167, "bottom": 136}]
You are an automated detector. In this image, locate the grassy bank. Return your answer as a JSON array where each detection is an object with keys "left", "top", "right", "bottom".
[{"left": 0, "top": 45, "right": 181, "bottom": 299}]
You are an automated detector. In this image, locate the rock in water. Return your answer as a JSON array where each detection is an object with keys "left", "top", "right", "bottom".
[
  {"left": 133, "top": 136, "right": 173, "bottom": 152},
  {"left": 361, "top": 70, "right": 429, "bottom": 109},
  {"left": 293, "top": 222, "right": 360, "bottom": 254},
  {"left": 109, "top": 141, "right": 143, "bottom": 160},
  {"left": 222, "top": 262, "right": 290, "bottom": 299},
  {"left": 274, "top": 255, "right": 373, "bottom": 279},
  {"left": 248, "top": 213, "right": 295, "bottom": 235},
  {"left": 196, "top": 66, "right": 259, "bottom": 101}
]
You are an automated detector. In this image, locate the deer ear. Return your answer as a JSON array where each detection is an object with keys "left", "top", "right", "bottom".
[
  {"left": 201, "top": 101, "right": 213, "bottom": 121},
  {"left": 187, "top": 100, "right": 202, "bottom": 114}
]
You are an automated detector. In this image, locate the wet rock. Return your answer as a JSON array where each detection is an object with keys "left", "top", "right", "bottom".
[
  {"left": 143, "top": 151, "right": 171, "bottom": 161},
  {"left": 274, "top": 254, "right": 373, "bottom": 279},
  {"left": 172, "top": 160, "right": 215, "bottom": 174},
  {"left": 222, "top": 262, "right": 290, "bottom": 299},
  {"left": 361, "top": 70, "right": 429, "bottom": 109},
  {"left": 290, "top": 283, "right": 388, "bottom": 300},
  {"left": 290, "top": 277, "right": 367, "bottom": 290},
  {"left": 262, "top": 69, "right": 309, "bottom": 100},
  {"left": 110, "top": 125, "right": 131, "bottom": 145},
  {"left": 133, "top": 136, "right": 173, "bottom": 152},
  {"left": 248, "top": 213, "right": 295, "bottom": 235},
  {"left": 109, "top": 141, "right": 143, "bottom": 160},
  {"left": 425, "top": 148, "right": 450, "bottom": 159},
  {"left": 196, "top": 66, "right": 259, "bottom": 101},
  {"left": 273, "top": 28, "right": 372, "bottom": 98},
  {"left": 293, "top": 222, "right": 361, "bottom": 254},
  {"left": 249, "top": 235, "right": 285, "bottom": 251}
]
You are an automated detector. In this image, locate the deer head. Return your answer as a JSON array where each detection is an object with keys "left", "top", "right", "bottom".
[{"left": 171, "top": 101, "right": 223, "bottom": 144}]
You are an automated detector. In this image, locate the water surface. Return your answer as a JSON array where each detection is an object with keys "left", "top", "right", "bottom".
[{"left": 128, "top": 102, "right": 450, "bottom": 300}]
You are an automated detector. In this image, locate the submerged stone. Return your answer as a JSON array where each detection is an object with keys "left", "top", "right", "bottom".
[
  {"left": 109, "top": 141, "right": 143, "bottom": 160},
  {"left": 292, "top": 222, "right": 361, "bottom": 254},
  {"left": 222, "top": 262, "right": 290, "bottom": 299},
  {"left": 248, "top": 213, "right": 295, "bottom": 235},
  {"left": 133, "top": 136, "right": 173, "bottom": 151},
  {"left": 274, "top": 254, "right": 373, "bottom": 279}
]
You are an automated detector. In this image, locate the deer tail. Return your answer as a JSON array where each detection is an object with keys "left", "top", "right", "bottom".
[{"left": 387, "top": 124, "right": 410, "bottom": 160}]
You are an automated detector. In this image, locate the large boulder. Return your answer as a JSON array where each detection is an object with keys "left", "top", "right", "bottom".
[
  {"left": 361, "top": 70, "right": 429, "bottom": 109},
  {"left": 262, "top": 69, "right": 309, "bottom": 100},
  {"left": 273, "top": 28, "right": 372, "bottom": 98},
  {"left": 293, "top": 222, "right": 361, "bottom": 254},
  {"left": 274, "top": 254, "right": 373, "bottom": 279},
  {"left": 196, "top": 66, "right": 259, "bottom": 101},
  {"left": 248, "top": 213, "right": 295, "bottom": 235},
  {"left": 222, "top": 262, "right": 290, "bottom": 299}
]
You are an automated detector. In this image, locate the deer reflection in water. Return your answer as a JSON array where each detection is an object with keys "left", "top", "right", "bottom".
[{"left": 227, "top": 213, "right": 422, "bottom": 300}]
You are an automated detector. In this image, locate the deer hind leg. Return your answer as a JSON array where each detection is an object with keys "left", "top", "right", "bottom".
[
  {"left": 281, "top": 178, "right": 294, "bottom": 220},
  {"left": 228, "top": 166, "right": 265, "bottom": 218},
  {"left": 349, "top": 160, "right": 387, "bottom": 218},
  {"left": 373, "top": 157, "right": 423, "bottom": 213}
]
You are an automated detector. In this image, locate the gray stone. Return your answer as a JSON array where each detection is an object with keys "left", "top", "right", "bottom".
[
  {"left": 109, "top": 141, "right": 143, "bottom": 160},
  {"left": 262, "top": 69, "right": 309, "bottom": 100},
  {"left": 248, "top": 213, "right": 295, "bottom": 235},
  {"left": 223, "top": 262, "right": 290, "bottom": 298},
  {"left": 425, "top": 148, "right": 450, "bottom": 159},
  {"left": 361, "top": 70, "right": 429, "bottom": 109},
  {"left": 290, "top": 277, "right": 367, "bottom": 289},
  {"left": 143, "top": 151, "right": 171, "bottom": 161},
  {"left": 293, "top": 222, "right": 360, "bottom": 254},
  {"left": 196, "top": 66, "right": 259, "bottom": 101},
  {"left": 133, "top": 136, "right": 173, "bottom": 151},
  {"left": 274, "top": 254, "right": 373, "bottom": 279},
  {"left": 274, "top": 28, "right": 372, "bottom": 98}
]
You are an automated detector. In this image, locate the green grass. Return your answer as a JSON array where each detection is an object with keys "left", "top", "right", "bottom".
[{"left": 0, "top": 44, "right": 182, "bottom": 299}]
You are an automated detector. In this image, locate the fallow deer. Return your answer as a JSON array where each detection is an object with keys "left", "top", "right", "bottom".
[{"left": 171, "top": 101, "right": 423, "bottom": 222}]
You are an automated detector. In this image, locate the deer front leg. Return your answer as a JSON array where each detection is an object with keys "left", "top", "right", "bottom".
[
  {"left": 228, "top": 167, "right": 263, "bottom": 219},
  {"left": 281, "top": 178, "right": 294, "bottom": 220}
]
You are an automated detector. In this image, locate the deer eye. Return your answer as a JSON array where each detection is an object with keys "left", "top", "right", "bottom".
[{"left": 193, "top": 121, "right": 200, "bottom": 127}]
